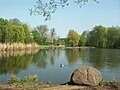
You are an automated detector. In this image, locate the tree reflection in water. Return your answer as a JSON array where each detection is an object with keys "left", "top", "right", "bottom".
[
  {"left": 65, "top": 49, "right": 80, "bottom": 64},
  {"left": 32, "top": 49, "right": 58, "bottom": 68},
  {"left": 0, "top": 49, "right": 39, "bottom": 75},
  {"left": 0, "top": 48, "right": 120, "bottom": 83},
  {"left": 65, "top": 48, "right": 120, "bottom": 70}
]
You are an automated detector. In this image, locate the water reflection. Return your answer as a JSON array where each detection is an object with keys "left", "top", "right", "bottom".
[
  {"left": 86, "top": 49, "right": 106, "bottom": 69},
  {"left": 65, "top": 48, "right": 120, "bottom": 70},
  {"left": 65, "top": 49, "right": 80, "bottom": 64},
  {"left": 0, "top": 49, "right": 39, "bottom": 57},
  {"left": 0, "top": 48, "right": 120, "bottom": 83},
  {"left": 85, "top": 48, "right": 120, "bottom": 70},
  {"left": 32, "top": 49, "right": 57, "bottom": 68},
  {"left": 32, "top": 50, "right": 48, "bottom": 68},
  {"left": 0, "top": 49, "right": 39, "bottom": 74}
]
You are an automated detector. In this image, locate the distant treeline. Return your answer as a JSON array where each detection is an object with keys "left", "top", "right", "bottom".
[
  {"left": 0, "top": 18, "right": 58, "bottom": 46},
  {"left": 65, "top": 25, "right": 120, "bottom": 48},
  {"left": 0, "top": 18, "right": 33, "bottom": 44},
  {"left": 86, "top": 26, "right": 120, "bottom": 48},
  {"left": 0, "top": 18, "right": 120, "bottom": 49}
]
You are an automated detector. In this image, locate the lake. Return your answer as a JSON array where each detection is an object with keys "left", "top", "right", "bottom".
[{"left": 0, "top": 48, "right": 120, "bottom": 84}]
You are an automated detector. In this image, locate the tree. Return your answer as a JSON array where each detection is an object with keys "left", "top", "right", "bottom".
[
  {"left": 29, "top": 0, "right": 99, "bottom": 20},
  {"left": 107, "top": 26, "right": 120, "bottom": 48},
  {"left": 36, "top": 25, "right": 48, "bottom": 37},
  {"left": 32, "top": 30, "right": 41, "bottom": 44},
  {"left": 50, "top": 28, "right": 56, "bottom": 45},
  {"left": 87, "top": 25, "right": 107, "bottom": 48},
  {"left": 79, "top": 31, "right": 88, "bottom": 46},
  {"left": 57, "top": 37, "right": 66, "bottom": 45},
  {"left": 22, "top": 24, "right": 33, "bottom": 44},
  {"left": 5, "top": 23, "right": 14, "bottom": 43},
  {"left": 0, "top": 18, "right": 8, "bottom": 25},
  {"left": 0, "top": 18, "right": 34, "bottom": 44},
  {"left": 67, "top": 29, "right": 80, "bottom": 46},
  {"left": 9, "top": 18, "right": 21, "bottom": 26},
  {"left": 35, "top": 25, "right": 49, "bottom": 45},
  {"left": 0, "top": 18, "right": 9, "bottom": 43}
]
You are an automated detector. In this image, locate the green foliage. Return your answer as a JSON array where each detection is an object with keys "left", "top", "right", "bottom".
[
  {"left": 67, "top": 30, "right": 80, "bottom": 46},
  {"left": 0, "top": 18, "right": 120, "bottom": 49},
  {"left": 9, "top": 18, "right": 21, "bottom": 26},
  {"left": 57, "top": 37, "right": 66, "bottom": 45},
  {"left": 30, "top": 0, "right": 99, "bottom": 21},
  {"left": 32, "top": 30, "right": 41, "bottom": 45},
  {"left": 35, "top": 25, "right": 49, "bottom": 45},
  {"left": 107, "top": 26, "right": 120, "bottom": 48},
  {"left": 99, "top": 79, "right": 105, "bottom": 86},
  {"left": 33, "top": 25, "right": 57, "bottom": 45},
  {"left": 0, "top": 18, "right": 9, "bottom": 43},
  {"left": 50, "top": 28, "right": 56, "bottom": 45},
  {"left": 87, "top": 25, "right": 120, "bottom": 48},
  {"left": 0, "top": 18, "right": 33, "bottom": 44},
  {"left": 0, "top": 25, "right": 6, "bottom": 43},
  {"left": 36, "top": 25, "right": 48, "bottom": 37},
  {"left": 22, "top": 24, "right": 33, "bottom": 44},
  {"left": 8, "top": 75, "right": 38, "bottom": 84},
  {"left": 0, "top": 18, "right": 9, "bottom": 25},
  {"left": 79, "top": 31, "right": 87, "bottom": 46},
  {"left": 87, "top": 25, "right": 107, "bottom": 48}
]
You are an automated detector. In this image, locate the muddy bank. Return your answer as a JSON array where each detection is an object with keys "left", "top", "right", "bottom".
[{"left": 0, "top": 82, "right": 120, "bottom": 90}]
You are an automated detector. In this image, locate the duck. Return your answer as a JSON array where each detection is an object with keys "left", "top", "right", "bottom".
[{"left": 60, "top": 64, "right": 64, "bottom": 68}]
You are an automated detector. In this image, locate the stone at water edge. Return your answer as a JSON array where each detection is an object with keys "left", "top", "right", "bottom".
[{"left": 70, "top": 66, "right": 102, "bottom": 86}]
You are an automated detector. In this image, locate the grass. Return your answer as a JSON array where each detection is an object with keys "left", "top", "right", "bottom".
[
  {"left": 4, "top": 74, "right": 120, "bottom": 90},
  {"left": 0, "top": 75, "right": 120, "bottom": 90},
  {"left": 39, "top": 45, "right": 65, "bottom": 49},
  {"left": 99, "top": 79, "right": 106, "bottom": 86},
  {"left": 0, "top": 43, "right": 39, "bottom": 51},
  {"left": 8, "top": 74, "right": 38, "bottom": 84},
  {"left": 39, "top": 45, "right": 50, "bottom": 49}
]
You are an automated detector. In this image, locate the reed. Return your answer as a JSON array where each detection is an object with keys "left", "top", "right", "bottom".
[
  {"left": 9, "top": 74, "right": 38, "bottom": 84},
  {"left": 0, "top": 43, "right": 39, "bottom": 51}
]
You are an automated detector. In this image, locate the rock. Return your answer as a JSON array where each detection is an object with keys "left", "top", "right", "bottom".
[{"left": 70, "top": 66, "right": 102, "bottom": 86}]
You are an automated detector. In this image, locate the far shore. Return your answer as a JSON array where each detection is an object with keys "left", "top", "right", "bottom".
[
  {"left": 39, "top": 45, "right": 96, "bottom": 49},
  {"left": 1, "top": 43, "right": 114, "bottom": 52},
  {"left": 65, "top": 46, "right": 96, "bottom": 49}
]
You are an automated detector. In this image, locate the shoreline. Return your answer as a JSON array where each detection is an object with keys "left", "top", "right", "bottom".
[
  {"left": 0, "top": 81, "right": 120, "bottom": 90},
  {"left": 0, "top": 74, "right": 120, "bottom": 90},
  {"left": 0, "top": 43, "right": 39, "bottom": 51},
  {"left": 39, "top": 45, "right": 96, "bottom": 49}
]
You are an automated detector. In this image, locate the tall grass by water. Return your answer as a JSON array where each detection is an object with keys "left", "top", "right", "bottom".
[{"left": 0, "top": 43, "right": 39, "bottom": 51}]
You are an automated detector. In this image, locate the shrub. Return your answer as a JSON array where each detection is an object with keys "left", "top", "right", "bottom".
[{"left": 8, "top": 74, "right": 38, "bottom": 84}]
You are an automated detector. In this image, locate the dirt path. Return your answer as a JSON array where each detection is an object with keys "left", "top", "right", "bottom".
[{"left": 0, "top": 83, "right": 85, "bottom": 90}]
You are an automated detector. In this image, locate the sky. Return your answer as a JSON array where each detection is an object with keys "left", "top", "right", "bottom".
[{"left": 0, "top": 0, "right": 120, "bottom": 37}]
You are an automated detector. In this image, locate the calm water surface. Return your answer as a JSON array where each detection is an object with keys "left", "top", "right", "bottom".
[{"left": 0, "top": 48, "right": 120, "bottom": 84}]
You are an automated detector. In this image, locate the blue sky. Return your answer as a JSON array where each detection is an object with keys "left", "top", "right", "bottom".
[{"left": 0, "top": 0, "right": 120, "bottom": 37}]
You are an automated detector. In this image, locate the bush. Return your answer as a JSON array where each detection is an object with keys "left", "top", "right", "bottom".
[{"left": 8, "top": 74, "right": 38, "bottom": 84}]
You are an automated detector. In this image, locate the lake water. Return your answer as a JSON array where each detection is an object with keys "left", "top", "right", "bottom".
[{"left": 0, "top": 48, "right": 120, "bottom": 84}]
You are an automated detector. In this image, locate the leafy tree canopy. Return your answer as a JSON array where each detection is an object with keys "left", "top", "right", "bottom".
[
  {"left": 67, "top": 29, "right": 80, "bottom": 46},
  {"left": 29, "top": 0, "right": 99, "bottom": 20}
]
